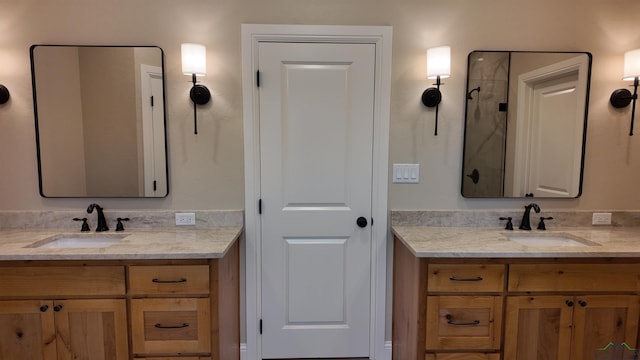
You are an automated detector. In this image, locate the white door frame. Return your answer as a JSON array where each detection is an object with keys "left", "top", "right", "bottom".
[
  {"left": 241, "top": 24, "right": 392, "bottom": 360},
  {"left": 512, "top": 55, "right": 588, "bottom": 197}
]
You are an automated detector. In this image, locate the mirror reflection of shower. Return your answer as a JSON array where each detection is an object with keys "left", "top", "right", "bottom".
[
  {"left": 462, "top": 51, "right": 510, "bottom": 197},
  {"left": 467, "top": 87, "right": 480, "bottom": 100}
]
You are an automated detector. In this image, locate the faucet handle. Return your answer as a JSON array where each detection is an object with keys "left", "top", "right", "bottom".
[
  {"left": 537, "top": 217, "right": 554, "bottom": 230},
  {"left": 73, "top": 217, "right": 90, "bottom": 232},
  {"left": 499, "top": 217, "right": 514, "bottom": 230},
  {"left": 116, "top": 217, "right": 130, "bottom": 232}
]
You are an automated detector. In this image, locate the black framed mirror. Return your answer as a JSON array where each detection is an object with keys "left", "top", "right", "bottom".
[
  {"left": 461, "top": 51, "right": 591, "bottom": 198},
  {"left": 31, "top": 45, "right": 168, "bottom": 198}
]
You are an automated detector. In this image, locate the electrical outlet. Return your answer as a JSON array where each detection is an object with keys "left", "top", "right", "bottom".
[
  {"left": 592, "top": 212, "right": 612, "bottom": 225},
  {"left": 175, "top": 212, "right": 196, "bottom": 226}
]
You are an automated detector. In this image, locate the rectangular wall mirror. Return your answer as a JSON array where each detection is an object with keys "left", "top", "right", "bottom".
[
  {"left": 31, "top": 45, "right": 168, "bottom": 198},
  {"left": 461, "top": 51, "right": 591, "bottom": 198}
]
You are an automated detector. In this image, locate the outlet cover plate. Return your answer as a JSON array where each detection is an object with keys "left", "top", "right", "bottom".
[
  {"left": 592, "top": 212, "right": 612, "bottom": 225},
  {"left": 175, "top": 212, "right": 196, "bottom": 226}
]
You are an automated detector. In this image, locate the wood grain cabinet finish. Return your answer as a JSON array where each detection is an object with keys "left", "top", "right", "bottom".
[
  {"left": 129, "top": 265, "right": 210, "bottom": 296},
  {"left": 504, "top": 295, "right": 640, "bottom": 360},
  {"left": 392, "top": 236, "right": 640, "bottom": 360},
  {"left": 426, "top": 296, "right": 502, "bottom": 351},
  {"left": 131, "top": 298, "right": 211, "bottom": 355},
  {"left": 0, "top": 237, "right": 240, "bottom": 360},
  {"left": 427, "top": 264, "right": 505, "bottom": 293},
  {"left": 0, "top": 299, "right": 128, "bottom": 360},
  {"left": 425, "top": 353, "right": 501, "bottom": 360}
]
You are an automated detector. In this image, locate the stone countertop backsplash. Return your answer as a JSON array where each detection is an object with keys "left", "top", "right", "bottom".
[
  {"left": 391, "top": 210, "right": 640, "bottom": 228},
  {"left": 0, "top": 210, "right": 244, "bottom": 230},
  {"left": 0, "top": 226, "right": 242, "bottom": 260},
  {"left": 391, "top": 210, "right": 640, "bottom": 258},
  {"left": 0, "top": 210, "right": 244, "bottom": 260}
]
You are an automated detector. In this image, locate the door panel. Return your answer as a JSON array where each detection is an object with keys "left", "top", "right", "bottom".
[
  {"left": 259, "top": 42, "right": 375, "bottom": 358},
  {"left": 529, "top": 73, "right": 581, "bottom": 197}
]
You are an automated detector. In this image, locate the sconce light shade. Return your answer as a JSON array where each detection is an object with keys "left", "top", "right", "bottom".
[
  {"left": 623, "top": 49, "right": 640, "bottom": 80},
  {"left": 610, "top": 48, "right": 640, "bottom": 135},
  {"left": 423, "top": 46, "right": 451, "bottom": 136},
  {"left": 181, "top": 43, "right": 207, "bottom": 76},
  {"left": 0, "top": 85, "right": 9, "bottom": 105},
  {"left": 426, "top": 46, "right": 451, "bottom": 79}
]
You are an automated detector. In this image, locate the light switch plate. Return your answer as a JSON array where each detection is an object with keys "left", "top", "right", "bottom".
[
  {"left": 393, "top": 164, "right": 420, "bottom": 183},
  {"left": 175, "top": 212, "right": 196, "bottom": 226}
]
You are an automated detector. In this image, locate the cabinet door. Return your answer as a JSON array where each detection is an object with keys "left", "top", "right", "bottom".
[
  {"left": 571, "top": 295, "right": 640, "bottom": 360},
  {"left": 0, "top": 300, "right": 56, "bottom": 360},
  {"left": 503, "top": 296, "right": 573, "bottom": 360},
  {"left": 54, "top": 299, "right": 129, "bottom": 360}
]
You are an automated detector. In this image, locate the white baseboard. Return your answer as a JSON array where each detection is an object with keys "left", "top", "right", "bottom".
[
  {"left": 385, "top": 341, "right": 392, "bottom": 360},
  {"left": 240, "top": 343, "right": 247, "bottom": 360},
  {"left": 239, "top": 341, "right": 391, "bottom": 360}
]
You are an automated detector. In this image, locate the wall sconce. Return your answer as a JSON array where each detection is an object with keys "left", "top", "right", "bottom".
[
  {"left": 610, "top": 49, "right": 640, "bottom": 136},
  {"left": 181, "top": 43, "right": 211, "bottom": 135},
  {"left": 422, "top": 46, "right": 450, "bottom": 136},
  {"left": 0, "top": 84, "right": 9, "bottom": 104}
]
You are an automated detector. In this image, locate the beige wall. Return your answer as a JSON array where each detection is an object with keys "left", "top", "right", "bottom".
[{"left": 1, "top": 0, "right": 640, "bottom": 211}]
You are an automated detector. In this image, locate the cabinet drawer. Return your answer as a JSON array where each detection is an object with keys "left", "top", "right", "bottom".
[
  {"left": 136, "top": 358, "right": 211, "bottom": 360},
  {"left": 508, "top": 264, "right": 640, "bottom": 292},
  {"left": 129, "top": 265, "right": 210, "bottom": 295},
  {"left": 426, "top": 296, "right": 502, "bottom": 350},
  {"left": 131, "top": 298, "right": 211, "bottom": 355},
  {"left": 426, "top": 353, "right": 500, "bottom": 360},
  {"left": 0, "top": 266, "right": 125, "bottom": 297},
  {"left": 428, "top": 264, "right": 505, "bottom": 292}
]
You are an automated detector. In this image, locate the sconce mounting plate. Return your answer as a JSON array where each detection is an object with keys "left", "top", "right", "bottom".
[
  {"left": 610, "top": 88, "right": 633, "bottom": 108},
  {"left": 0, "top": 85, "right": 9, "bottom": 104},
  {"left": 422, "top": 87, "right": 442, "bottom": 107},
  {"left": 190, "top": 84, "right": 211, "bottom": 105}
]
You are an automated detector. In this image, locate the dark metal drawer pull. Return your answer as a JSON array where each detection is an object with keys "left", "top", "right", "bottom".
[
  {"left": 446, "top": 314, "right": 480, "bottom": 326},
  {"left": 154, "top": 323, "right": 189, "bottom": 329},
  {"left": 152, "top": 278, "right": 187, "bottom": 284},
  {"left": 449, "top": 276, "right": 483, "bottom": 282}
]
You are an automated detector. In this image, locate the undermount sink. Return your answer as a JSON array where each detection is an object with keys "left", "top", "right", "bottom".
[
  {"left": 507, "top": 233, "right": 599, "bottom": 247},
  {"left": 25, "top": 234, "right": 127, "bottom": 249}
]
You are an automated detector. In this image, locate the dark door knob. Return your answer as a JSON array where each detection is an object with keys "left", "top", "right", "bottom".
[{"left": 356, "top": 217, "right": 368, "bottom": 228}]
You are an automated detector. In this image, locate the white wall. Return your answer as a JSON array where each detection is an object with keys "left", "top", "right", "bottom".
[{"left": 1, "top": 0, "right": 640, "bottom": 211}]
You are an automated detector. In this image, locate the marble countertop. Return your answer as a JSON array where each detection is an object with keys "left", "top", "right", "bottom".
[
  {"left": 392, "top": 226, "right": 640, "bottom": 258},
  {"left": 0, "top": 227, "right": 242, "bottom": 260}
]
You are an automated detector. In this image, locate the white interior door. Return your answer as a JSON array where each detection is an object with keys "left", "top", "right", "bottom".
[
  {"left": 258, "top": 41, "right": 375, "bottom": 359},
  {"left": 526, "top": 72, "right": 582, "bottom": 197},
  {"left": 512, "top": 55, "right": 588, "bottom": 198},
  {"left": 140, "top": 64, "right": 166, "bottom": 196}
]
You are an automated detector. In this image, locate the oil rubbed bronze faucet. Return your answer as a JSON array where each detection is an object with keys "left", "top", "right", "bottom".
[
  {"left": 87, "top": 203, "right": 109, "bottom": 232},
  {"left": 519, "top": 203, "right": 541, "bottom": 231}
]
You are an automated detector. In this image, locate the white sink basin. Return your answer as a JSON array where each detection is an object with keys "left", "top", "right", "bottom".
[
  {"left": 507, "top": 233, "right": 598, "bottom": 247},
  {"left": 26, "top": 234, "right": 127, "bottom": 249}
]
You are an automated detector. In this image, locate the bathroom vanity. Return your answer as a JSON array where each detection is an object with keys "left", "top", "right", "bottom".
[
  {"left": 392, "top": 226, "right": 640, "bottom": 360},
  {"left": 0, "top": 227, "right": 241, "bottom": 360}
]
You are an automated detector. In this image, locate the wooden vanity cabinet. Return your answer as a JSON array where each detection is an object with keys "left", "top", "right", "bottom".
[
  {"left": 393, "top": 236, "right": 640, "bottom": 360},
  {"left": 0, "top": 267, "right": 129, "bottom": 360},
  {"left": 505, "top": 264, "right": 640, "bottom": 360},
  {"left": 0, "top": 238, "right": 239, "bottom": 360}
]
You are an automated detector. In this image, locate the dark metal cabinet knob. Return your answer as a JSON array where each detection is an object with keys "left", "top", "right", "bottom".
[
  {"left": 53, "top": 304, "right": 63, "bottom": 312},
  {"left": 40, "top": 305, "right": 49, "bottom": 312},
  {"left": 356, "top": 217, "right": 368, "bottom": 228}
]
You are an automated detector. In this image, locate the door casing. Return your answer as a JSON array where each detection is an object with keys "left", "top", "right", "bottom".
[{"left": 241, "top": 24, "right": 392, "bottom": 360}]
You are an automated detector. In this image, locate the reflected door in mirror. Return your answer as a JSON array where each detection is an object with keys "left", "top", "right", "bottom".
[
  {"left": 31, "top": 45, "right": 168, "bottom": 198},
  {"left": 461, "top": 51, "right": 591, "bottom": 198}
]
